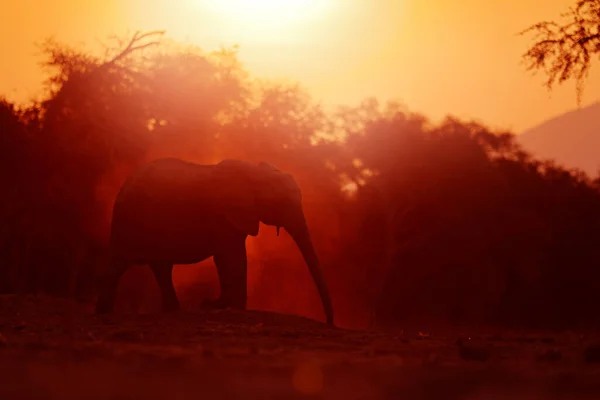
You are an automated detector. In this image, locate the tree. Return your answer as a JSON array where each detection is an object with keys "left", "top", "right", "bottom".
[{"left": 520, "top": 0, "right": 600, "bottom": 103}]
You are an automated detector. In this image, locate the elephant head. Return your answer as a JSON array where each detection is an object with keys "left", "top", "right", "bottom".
[{"left": 210, "top": 159, "right": 334, "bottom": 325}]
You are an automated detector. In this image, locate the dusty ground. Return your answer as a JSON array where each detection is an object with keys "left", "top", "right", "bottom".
[{"left": 1, "top": 295, "right": 600, "bottom": 399}]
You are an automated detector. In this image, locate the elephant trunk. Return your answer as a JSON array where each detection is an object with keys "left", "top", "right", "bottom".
[{"left": 286, "top": 217, "right": 334, "bottom": 325}]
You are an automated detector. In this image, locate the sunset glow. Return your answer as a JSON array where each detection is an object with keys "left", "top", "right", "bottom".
[
  {"left": 197, "top": 0, "right": 334, "bottom": 30},
  {"left": 2, "top": 0, "right": 599, "bottom": 131}
]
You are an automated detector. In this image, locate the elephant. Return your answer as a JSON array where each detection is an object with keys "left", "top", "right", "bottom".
[{"left": 94, "top": 157, "right": 334, "bottom": 325}]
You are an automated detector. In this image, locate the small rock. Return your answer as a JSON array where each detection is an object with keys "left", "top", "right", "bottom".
[
  {"left": 202, "top": 347, "right": 215, "bottom": 358},
  {"left": 584, "top": 344, "right": 600, "bottom": 363},
  {"left": 535, "top": 348, "right": 562, "bottom": 362},
  {"left": 456, "top": 337, "right": 491, "bottom": 362},
  {"left": 515, "top": 337, "right": 536, "bottom": 343},
  {"left": 108, "top": 330, "right": 143, "bottom": 342},
  {"left": 489, "top": 335, "right": 505, "bottom": 342},
  {"left": 423, "top": 353, "right": 441, "bottom": 367},
  {"left": 280, "top": 330, "right": 300, "bottom": 339}
]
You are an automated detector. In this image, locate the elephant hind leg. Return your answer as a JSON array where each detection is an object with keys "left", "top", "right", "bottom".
[
  {"left": 95, "top": 257, "right": 130, "bottom": 314},
  {"left": 150, "top": 263, "right": 180, "bottom": 312}
]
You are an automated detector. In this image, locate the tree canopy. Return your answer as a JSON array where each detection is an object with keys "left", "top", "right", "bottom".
[{"left": 2, "top": 31, "right": 600, "bottom": 329}]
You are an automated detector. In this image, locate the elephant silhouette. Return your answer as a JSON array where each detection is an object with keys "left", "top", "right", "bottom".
[{"left": 95, "top": 158, "right": 334, "bottom": 325}]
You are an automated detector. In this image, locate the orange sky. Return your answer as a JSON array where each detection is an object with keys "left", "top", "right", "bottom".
[{"left": 1, "top": 0, "right": 598, "bottom": 132}]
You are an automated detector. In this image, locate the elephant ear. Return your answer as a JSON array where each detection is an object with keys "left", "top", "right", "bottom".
[{"left": 209, "top": 160, "right": 260, "bottom": 237}]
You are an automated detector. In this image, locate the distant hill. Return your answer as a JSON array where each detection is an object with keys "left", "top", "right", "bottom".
[{"left": 517, "top": 102, "right": 600, "bottom": 178}]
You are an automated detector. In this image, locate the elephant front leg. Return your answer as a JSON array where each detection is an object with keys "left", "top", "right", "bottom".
[
  {"left": 150, "top": 263, "right": 180, "bottom": 312},
  {"left": 213, "top": 241, "right": 248, "bottom": 310}
]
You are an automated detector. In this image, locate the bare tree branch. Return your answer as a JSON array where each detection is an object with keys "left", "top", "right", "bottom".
[
  {"left": 102, "top": 30, "right": 166, "bottom": 68},
  {"left": 519, "top": 0, "right": 600, "bottom": 104}
]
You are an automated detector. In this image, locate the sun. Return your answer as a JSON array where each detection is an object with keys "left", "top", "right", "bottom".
[{"left": 197, "top": 0, "right": 333, "bottom": 29}]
